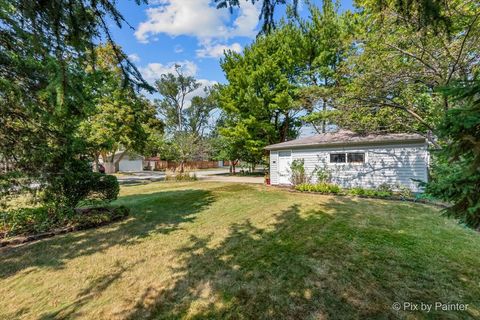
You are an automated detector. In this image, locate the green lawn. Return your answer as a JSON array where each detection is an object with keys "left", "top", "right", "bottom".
[{"left": 1, "top": 182, "right": 479, "bottom": 319}]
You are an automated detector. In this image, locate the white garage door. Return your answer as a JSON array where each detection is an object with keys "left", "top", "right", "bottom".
[{"left": 119, "top": 160, "right": 143, "bottom": 172}]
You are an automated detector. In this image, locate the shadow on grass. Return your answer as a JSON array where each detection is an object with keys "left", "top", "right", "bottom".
[
  {"left": 124, "top": 199, "right": 480, "bottom": 319},
  {"left": 38, "top": 259, "right": 144, "bottom": 320},
  {"left": 0, "top": 189, "right": 214, "bottom": 279}
]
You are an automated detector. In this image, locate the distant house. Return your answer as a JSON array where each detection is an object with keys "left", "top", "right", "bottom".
[
  {"left": 117, "top": 152, "right": 144, "bottom": 172},
  {"left": 99, "top": 151, "right": 144, "bottom": 173},
  {"left": 265, "top": 131, "right": 429, "bottom": 192}
]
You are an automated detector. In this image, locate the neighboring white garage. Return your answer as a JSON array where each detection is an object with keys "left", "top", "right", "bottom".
[
  {"left": 118, "top": 153, "right": 144, "bottom": 172},
  {"left": 265, "top": 130, "right": 429, "bottom": 192}
]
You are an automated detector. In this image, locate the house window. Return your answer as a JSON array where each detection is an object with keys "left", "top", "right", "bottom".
[
  {"left": 330, "top": 153, "right": 346, "bottom": 163},
  {"left": 347, "top": 153, "right": 365, "bottom": 163}
]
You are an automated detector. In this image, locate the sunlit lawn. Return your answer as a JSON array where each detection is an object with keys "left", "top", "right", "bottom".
[{"left": 1, "top": 181, "right": 479, "bottom": 319}]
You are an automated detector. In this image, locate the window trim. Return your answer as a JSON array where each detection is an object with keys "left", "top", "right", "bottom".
[
  {"left": 347, "top": 152, "right": 366, "bottom": 164},
  {"left": 328, "top": 151, "right": 367, "bottom": 165},
  {"left": 329, "top": 153, "right": 346, "bottom": 164}
]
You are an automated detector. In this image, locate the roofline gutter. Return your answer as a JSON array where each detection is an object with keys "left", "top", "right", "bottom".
[{"left": 264, "top": 138, "right": 427, "bottom": 151}]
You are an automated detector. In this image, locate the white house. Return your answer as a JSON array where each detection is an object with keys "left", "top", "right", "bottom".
[
  {"left": 265, "top": 131, "right": 429, "bottom": 192},
  {"left": 99, "top": 151, "right": 144, "bottom": 173},
  {"left": 117, "top": 153, "right": 144, "bottom": 172}
]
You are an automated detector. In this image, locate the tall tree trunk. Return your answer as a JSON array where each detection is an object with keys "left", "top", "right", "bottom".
[{"left": 92, "top": 153, "right": 100, "bottom": 172}]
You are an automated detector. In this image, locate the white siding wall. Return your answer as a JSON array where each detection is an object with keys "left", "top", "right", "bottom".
[
  {"left": 270, "top": 142, "right": 428, "bottom": 192},
  {"left": 270, "top": 151, "right": 279, "bottom": 185}
]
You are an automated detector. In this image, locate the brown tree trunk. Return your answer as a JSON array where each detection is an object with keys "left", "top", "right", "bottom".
[
  {"left": 92, "top": 153, "right": 100, "bottom": 172},
  {"left": 232, "top": 160, "right": 238, "bottom": 174}
]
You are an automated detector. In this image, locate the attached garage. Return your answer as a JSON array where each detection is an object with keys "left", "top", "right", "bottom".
[{"left": 265, "top": 131, "right": 429, "bottom": 192}]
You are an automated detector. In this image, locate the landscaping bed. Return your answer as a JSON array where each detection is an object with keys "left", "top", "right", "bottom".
[
  {"left": 293, "top": 182, "right": 446, "bottom": 206},
  {"left": 0, "top": 206, "right": 129, "bottom": 247}
]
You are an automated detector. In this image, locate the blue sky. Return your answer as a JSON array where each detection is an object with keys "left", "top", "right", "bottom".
[{"left": 109, "top": 0, "right": 354, "bottom": 93}]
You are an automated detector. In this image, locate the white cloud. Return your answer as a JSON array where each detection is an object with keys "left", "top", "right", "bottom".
[
  {"left": 186, "top": 79, "right": 218, "bottom": 101},
  {"left": 139, "top": 60, "right": 198, "bottom": 84},
  {"left": 135, "top": 0, "right": 259, "bottom": 43},
  {"left": 196, "top": 41, "right": 242, "bottom": 58},
  {"left": 128, "top": 53, "right": 141, "bottom": 62}
]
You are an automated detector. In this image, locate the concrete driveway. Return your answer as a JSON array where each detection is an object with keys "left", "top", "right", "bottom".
[{"left": 115, "top": 169, "right": 264, "bottom": 184}]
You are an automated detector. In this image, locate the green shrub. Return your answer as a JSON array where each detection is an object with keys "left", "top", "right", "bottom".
[
  {"left": 86, "top": 174, "right": 120, "bottom": 203},
  {"left": 289, "top": 159, "right": 308, "bottom": 186},
  {"left": 45, "top": 160, "right": 120, "bottom": 208},
  {"left": 0, "top": 206, "right": 73, "bottom": 237},
  {"left": 377, "top": 183, "right": 393, "bottom": 193},
  {"left": 348, "top": 187, "right": 366, "bottom": 196},
  {"left": 373, "top": 190, "right": 393, "bottom": 198},
  {"left": 395, "top": 185, "right": 414, "bottom": 199},
  {"left": 72, "top": 206, "right": 129, "bottom": 229},
  {"left": 314, "top": 165, "right": 331, "bottom": 183},
  {"left": 347, "top": 186, "right": 392, "bottom": 198},
  {"left": 1, "top": 205, "right": 129, "bottom": 239},
  {"left": 295, "top": 183, "right": 341, "bottom": 194}
]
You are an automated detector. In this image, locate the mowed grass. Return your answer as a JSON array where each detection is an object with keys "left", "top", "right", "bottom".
[{"left": 1, "top": 182, "right": 479, "bottom": 319}]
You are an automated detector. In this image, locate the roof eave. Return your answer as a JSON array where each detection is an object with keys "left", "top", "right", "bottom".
[{"left": 265, "top": 138, "right": 426, "bottom": 150}]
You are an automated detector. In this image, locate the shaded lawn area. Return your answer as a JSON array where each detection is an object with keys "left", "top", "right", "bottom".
[{"left": 0, "top": 182, "right": 479, "bottom": 319}]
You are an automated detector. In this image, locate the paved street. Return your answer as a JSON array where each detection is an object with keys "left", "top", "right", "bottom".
[{"left": 115, "top": 168, "right": 264, "bottom": 184}]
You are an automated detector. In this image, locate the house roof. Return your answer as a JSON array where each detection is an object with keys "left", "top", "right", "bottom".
[{"left": 264, "top": 130, "right": 426, "bottom": 150}]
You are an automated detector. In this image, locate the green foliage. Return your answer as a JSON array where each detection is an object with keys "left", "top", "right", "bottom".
[
  {"left": 79, "top": 44, "right": 163, "bottom": 170},
  {"left": 427, "top": 79, "right": 480, "bottom": 229},
  {"left": 218, "top": 25, "right": 304, "bottom": 165},
  {"left": 294, "top": 1, "right": 351, "bottom": 133},
  {"left": 314, "top": 165, "right": 331, "bottom": 183},
  {"left": 289, "top": 159, "right": 308, "bottom": 186},
  {"left": 396, "top": 184, "right": 414, "bottom": 199},
  {"left": 42, "top": 160, "right": 119, "bottom": 208},
  {"left": 165, "top": 171, "right": 198, "bottom": 182},
  {"left": 336, "top": 0, "right": 479, "bottom": 138},
  {"left": 85, "top": 175, "right": 120, "bottom": 204},
  {"left": 155, "top": 65, "right": 202, "bottom": 133},
  {"left": 214, "top": 0, "right": 299, "bottom": 35},
  {"left": 0, "top": 206, "right": 70, "bottom": 238},
  {"left": 0, "top": 0, "right": 147, "bottom": 216},
  {"left": 295, "top": 182, "right": 341, "bottom": 194},
  {"left": 71, "top": 206, "right": 129, "bottom": 230},
  {"left": 161, "top": 132, "right": 212, "bottom": 171},
  {"left": 347, "top": 187, "right": 393, "bottom": 198},
  {"left": 376, "top": 183, "right": 393, "bottom": 193},
  {"left": 1, "top": 205, "right": 129, "bottom": 238}
]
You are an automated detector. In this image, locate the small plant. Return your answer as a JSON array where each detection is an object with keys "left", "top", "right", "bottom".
[
  {"left": 395, "top": 184, "right": 414, "bottom": 199},
  {"left": 376, "top": 183, "right": 393, "bottom": 193},
  {"left": 289, "top": 159, "right": 308, "bottom": 186},
  {"left": 348, "top": 187, "right": 366, "bottom": 196},
  {"left": 314, "top": 165, "right": 331, "bottom": 183},
  {"left": 295, "top": 183, "right": 341, "bottom": 194},
  {"left": 165, "top": 166, "right": 198, "bottom": 182},
  {"left": 347, "top": 186, "right": 392, "bottom": 198}
]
